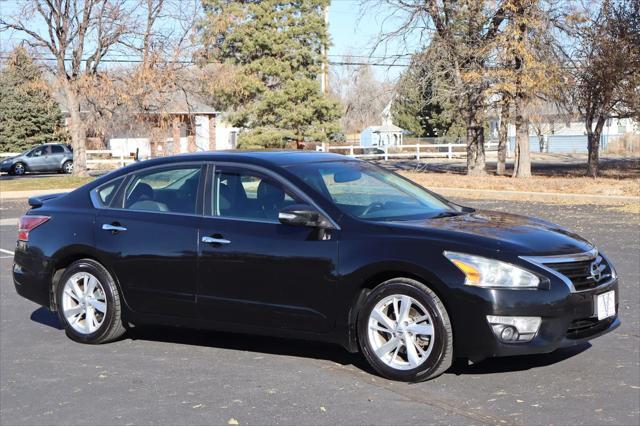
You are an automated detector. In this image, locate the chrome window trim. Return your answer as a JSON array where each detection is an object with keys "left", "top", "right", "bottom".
[
  {"left": 208, "top": 161, "right": 341, "bottom": 230},
  {"left": 519, "top": 248, "right": 616, "bottom": 293}
]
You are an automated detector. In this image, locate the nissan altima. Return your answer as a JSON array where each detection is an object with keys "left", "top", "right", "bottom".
[{"left": 12, "top": 151, "right": 619, "bottom": 382}]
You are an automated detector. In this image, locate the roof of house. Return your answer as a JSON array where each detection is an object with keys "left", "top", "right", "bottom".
[
  {"left": 56, "top": 88, "right": 219, "bottom": 116},
  {"left": 363, "top": 124, "right": 404, "bottom": 133}
]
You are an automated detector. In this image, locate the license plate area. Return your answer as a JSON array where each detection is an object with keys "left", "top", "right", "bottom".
[{"left": 595, "top": 290, "right": 616, "bottom": 320}]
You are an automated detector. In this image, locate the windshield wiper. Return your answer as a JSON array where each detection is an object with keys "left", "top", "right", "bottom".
[{"left": 430, "top": 211, "right": 465, "bottom": 219}]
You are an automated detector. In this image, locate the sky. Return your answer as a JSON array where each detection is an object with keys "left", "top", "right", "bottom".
[
  {"left": 328, "top": 0, "right": 419, "bottom": 81},
  {"left": 0, "top": 0, "right": 422, "bottom": 82}
]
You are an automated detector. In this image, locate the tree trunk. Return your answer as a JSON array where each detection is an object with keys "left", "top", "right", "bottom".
[
  {"left": 466, "top": 119, "right": 486, "bottom": 176},
  {"left": 497, "top": 102, "right": 510, "bottom": 176},
  {"left": 512, "top": 97, "right": 531, "bottom": 178},
  {"left": 62, "top": 80, "right": 87, "bottom": 176},
  {"left": 587, "top": 117, "right": 606, "bottom": 177}
]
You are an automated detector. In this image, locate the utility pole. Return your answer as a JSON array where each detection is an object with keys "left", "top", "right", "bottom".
[{"left": 321, "top": 4, "right": 329, "bottom": 95}]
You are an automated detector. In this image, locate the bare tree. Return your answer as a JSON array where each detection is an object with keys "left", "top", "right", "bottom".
[
  {"left": 0, "top": 0, "right": 136, "bottom": 175},
  {"left": 1, "top": 0, "right": 200, "bottom": 174},
  {"left": 330, "top": 62, "right": 393, "bottom": 135},
  {"left": 561, "top": 0, "right": 639, "bottom": 177},
  {"left": 368, "top": 1, "right": 508, "bottom": 176}
]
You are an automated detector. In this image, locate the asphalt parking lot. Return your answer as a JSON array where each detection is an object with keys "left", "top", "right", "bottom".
[{"left": 0, "top": 197, "right": 638, "bottom": 425}]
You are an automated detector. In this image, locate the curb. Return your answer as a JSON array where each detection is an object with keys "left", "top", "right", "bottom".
[{"left": 430, "top": 187, "right": 639, "bottom": 203}]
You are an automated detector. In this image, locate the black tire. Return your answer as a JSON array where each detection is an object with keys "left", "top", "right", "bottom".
[
  {"left": 55, "top": 259, "right": 126, "bottom": 344},
  {"left": 62, "top": 160, "right": 73, "bottom": 174},
  {"left": 357, "top": 277, "right": 453, "bottom": 382},
  {"left": 11, "top": 162, "right": 26, "bottom": 176}
]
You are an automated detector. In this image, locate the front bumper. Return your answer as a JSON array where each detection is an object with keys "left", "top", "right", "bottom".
[
  {"left": 452, "top": 277, "right": 620, "bottom": 361},
  {"left": 0, "top": 162, "right": 13, "bottom": 172}
]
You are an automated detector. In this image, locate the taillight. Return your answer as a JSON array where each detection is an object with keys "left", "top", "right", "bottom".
[{"left": 17, "top": 215, "right": 50, "bottom": 241}]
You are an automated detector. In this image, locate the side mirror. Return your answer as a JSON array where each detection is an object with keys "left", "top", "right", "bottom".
[{"left": 279, "top": 204, "right": 333, "bottom": 229}]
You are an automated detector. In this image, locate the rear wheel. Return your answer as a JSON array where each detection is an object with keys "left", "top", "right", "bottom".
[
  {"left": 62, "top": 160, "right": 73, "bottom": 174},
  {"left": 357, "top": 278, "right": 453, "bottom": 382},
  {"left": 11, "top": 162, "right": 26, "bottom": 176},
  {"left": 55, "top": 259, "right": 126, "bottom": 344}
]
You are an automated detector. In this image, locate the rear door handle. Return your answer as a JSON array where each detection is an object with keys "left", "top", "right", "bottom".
[
  {"left": 102, "top": 224, "right": 127, "bottom": 232},
  {"left": 202, "top": 236, "right": 231, "bottom": 245}
]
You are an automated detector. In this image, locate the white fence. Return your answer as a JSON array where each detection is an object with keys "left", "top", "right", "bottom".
[
  {"left": 86, "top": 150, "right": 136, "bottom": 168},
  {"left": 316, "top": 142, "right": 500, "bottom": 161}
]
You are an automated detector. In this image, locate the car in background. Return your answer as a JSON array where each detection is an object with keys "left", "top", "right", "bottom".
[{"left": 0, "top": 143, "right": 73, "bottom": 175}]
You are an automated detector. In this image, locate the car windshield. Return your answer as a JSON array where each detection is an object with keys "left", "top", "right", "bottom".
[{"left": 287, "top": 160, "right": 458, "bottom": 221}]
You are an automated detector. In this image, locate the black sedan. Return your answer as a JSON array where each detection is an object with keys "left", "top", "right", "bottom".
[{"left": 12, "top": 151, "right": 619, "bottom": 382}]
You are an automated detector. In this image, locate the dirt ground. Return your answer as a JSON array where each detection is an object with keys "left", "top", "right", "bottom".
[{"left": 389, "top": 154, "right": 640, "bottom": 199}]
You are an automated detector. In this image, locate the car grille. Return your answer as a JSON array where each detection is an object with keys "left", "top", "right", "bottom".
[
  {"left": 544, "top": 255, "right": 611, "bottom": 291},
  {"left": 566, "top": 317, "right": 615, "bottom": 340}
]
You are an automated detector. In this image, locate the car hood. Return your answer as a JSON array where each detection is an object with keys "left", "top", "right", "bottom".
[
  {"left": 1, "top": 155, "right": 19, "bottom": 162},
  {"left": 387, "top": 210, "right": 594, "bottom": 255}
]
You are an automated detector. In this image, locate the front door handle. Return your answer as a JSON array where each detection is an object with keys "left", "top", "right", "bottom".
[
  {"left": 202, "top": 236, "right": 231, "bottom": 245},
  {"left": 102, "top": 223, "right": 127, "bottom": 232}
]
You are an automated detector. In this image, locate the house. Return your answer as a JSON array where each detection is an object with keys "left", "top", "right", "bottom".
[
  {"left": 487, "top": 102, "right": 639, "bottom": 153},
  {"left": 58, "top": 89, "right": 238, "bottom": 159},
  {"left": 360, "top": 99, "right": 404, "bottom": 147}
]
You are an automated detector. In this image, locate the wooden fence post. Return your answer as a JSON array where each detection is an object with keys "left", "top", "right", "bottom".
[
  {"left": 416, "top": 145, "right": 420, "bottom": 160},
  {"left": 447, "top": 144, "right": 453, "bottom": 159},
  {"left": 384, "top": 145, "right": 389, "bottom": 161}
]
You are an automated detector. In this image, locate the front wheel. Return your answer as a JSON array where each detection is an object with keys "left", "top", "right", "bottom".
[
  {"left": 62, "top": 160, "right": 73, "bottom": 174},
  {"left": 55, "top": 259, "right": 126, "bottom": 344},
  {"left": 357, "top": 278, "right": 453, "bottom": 382},
  {"left": 11, "top": 162, "right": 26, "bottom": 176}
]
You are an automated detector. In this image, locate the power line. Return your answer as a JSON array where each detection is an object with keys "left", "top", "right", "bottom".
[{"left": 0, "top": 53, "right": 410, "bottom": 68}]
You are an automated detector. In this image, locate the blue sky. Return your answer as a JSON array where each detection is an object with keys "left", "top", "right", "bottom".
[{"left": 328, "top": 0, "right": 419, "bottom": 81}]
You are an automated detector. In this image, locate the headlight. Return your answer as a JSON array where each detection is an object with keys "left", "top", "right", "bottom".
[{"left": 444, "top": 251, "right": 540, "bottom": 288}]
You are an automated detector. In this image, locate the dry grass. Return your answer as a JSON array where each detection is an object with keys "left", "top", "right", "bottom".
[
  {"left": 400, "top": 171, "right": 640, "bottom": 198},
  {"left": 0, "top": 176, "right": 94, "bottom": 192}
]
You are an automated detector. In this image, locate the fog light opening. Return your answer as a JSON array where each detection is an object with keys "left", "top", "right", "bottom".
[
  {"left": 500, "top": 326, "right": 519, "bottom": 341},
  {"left": 487, "top": 315, "right": 541, "bottom": 343}
]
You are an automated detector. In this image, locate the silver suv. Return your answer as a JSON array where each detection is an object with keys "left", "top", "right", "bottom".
[{"left": 0, "top": 144, "right": 73, "bottom": 175}]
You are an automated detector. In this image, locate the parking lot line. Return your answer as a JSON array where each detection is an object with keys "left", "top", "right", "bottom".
[{"left": 0, "top": 248, "right": 14, "bottom": 255}]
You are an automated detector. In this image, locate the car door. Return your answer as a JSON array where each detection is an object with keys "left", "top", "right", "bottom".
[
  {"left": 25, "top": 146, "right": 49, "bottom": 171},
  {"left": 94, "top": 163, "right": 204, "bottom": 318},
  {"left": 47, "top": 145, "right": 66, "bottom": 171},
  {"left": 197, "top": 164, "right": 340, "bottom": 332}
]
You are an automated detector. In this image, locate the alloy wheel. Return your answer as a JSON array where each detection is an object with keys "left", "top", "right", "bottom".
[
  {"left": 367, "top": 294, "right": 435, "bottom": 370},
  {"left": 63, "top": 161, "right": 73, "bottom": 174},
  {"left": 61, "top": 272, "right": 107, "bottom": 334},
  {"left": 13, "top": 163, "right": 25, "bottom": 175}
]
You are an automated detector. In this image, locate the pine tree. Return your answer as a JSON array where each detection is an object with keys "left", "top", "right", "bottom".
[
  {"left": 199, "top": 0, "right": 341, "bottom": 148},
  {"left": 0, "top": 47, "right": 67, "bottom": 153}
]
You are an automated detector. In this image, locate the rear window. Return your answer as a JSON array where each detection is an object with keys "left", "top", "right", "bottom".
[
  {"left": 51, "top": 145, "right": 65, "bottom": 154},
  {"left": 93, "top": 177, "right": 125, "bottom": 207}
]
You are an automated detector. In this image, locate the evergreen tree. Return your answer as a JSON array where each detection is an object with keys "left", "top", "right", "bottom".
[
  {"left": 392, "top": 58, "right": 465, "bottom": 140},
  {"left": 199, "top": 0, "right": 341, "bottom": 148},
  {"left": 0, "top": 47, "right": 66, "bottom": 153}
]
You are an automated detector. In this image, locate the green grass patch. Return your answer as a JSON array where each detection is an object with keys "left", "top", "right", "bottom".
[{"left": 0, "top": 176, "right": 94, "bottom": 192}]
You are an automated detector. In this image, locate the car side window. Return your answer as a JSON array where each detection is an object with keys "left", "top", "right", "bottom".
[
  {"left": 51, "top": 145, "right": 64, "bottom": 154},
  {"left": 94, "top": 177, "right": 125, "bottom": 208},
  {"left": 29, "top": 146, "right": 48, "bottom": 157},
  {"left": 212, "top": 168, "right": 300, "bottom": 222},
  {"left": 121, "top": 166, "right": 202, "bottom": 214}
]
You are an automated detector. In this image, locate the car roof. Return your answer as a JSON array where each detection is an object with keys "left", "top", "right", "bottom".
[{"left": 136, "top": 150, "right": 356, "bottom": 168}]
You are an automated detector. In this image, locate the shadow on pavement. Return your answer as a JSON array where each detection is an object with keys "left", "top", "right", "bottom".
[
  {"left": 31, "top": 307, "right": 591, "bottom": 377},
  {"left": 30, "top": 307, "right": 63, "bottom": 330},
  {"left": 448, "top": 342, "right": 591, "bottom": 375}
]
